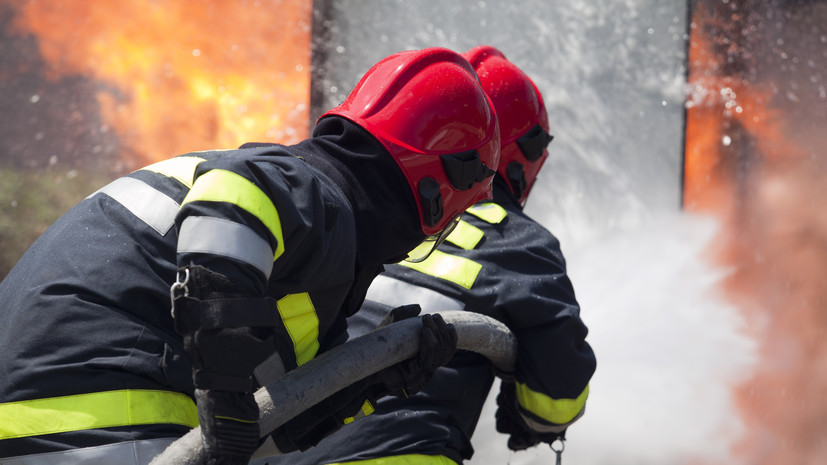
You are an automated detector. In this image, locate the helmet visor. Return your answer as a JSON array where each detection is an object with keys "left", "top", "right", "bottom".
[{"left": 403, "top": 214, "right": 461, "bottom": 263}]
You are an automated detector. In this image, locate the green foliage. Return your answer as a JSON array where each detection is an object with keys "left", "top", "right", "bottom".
[{"left": 0, "top": 165, "right": 112, "bottom": 279}]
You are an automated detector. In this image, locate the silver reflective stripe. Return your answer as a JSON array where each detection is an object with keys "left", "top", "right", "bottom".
[
  {"left": 178, "top": 216, "right": 275, "bottom": 279},
  {"left": 250, "top": 436, "right": 280, "bottom": 461},
  {"left": 365, "top": 275, "right": 464, "bottom": 314},
  {"left": 91, "top": 177, "right": 180, "bottom": 235},
  {"left": 0, "top": 438, "right": 176, "bottom": 465},
  {"left": 254, "top": 351, "right": 287, "bottom": 387}
]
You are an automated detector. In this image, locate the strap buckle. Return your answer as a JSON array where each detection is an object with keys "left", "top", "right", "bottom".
[{"left": 169, "top": 267, "right": 191, "bottom": 319}]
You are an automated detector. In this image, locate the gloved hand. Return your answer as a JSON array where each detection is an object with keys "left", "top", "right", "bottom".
[
  {"left": 269, "top": 306, "right": 457, "bottom": 453},
  {"left": 495, "top": 381, "right": 565, "bottom": 451},
  {"left": 372, "top": 310, "right": 458, "bottom": 398},
  {"left": 172, "top": 266, "right": 276, "bottom": 464},
  {"left": 196, "top": 389, "right": 262, "bottom": 465}
]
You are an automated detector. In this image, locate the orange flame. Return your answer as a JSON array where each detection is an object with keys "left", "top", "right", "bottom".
[
  {"left": 686, "top": 2, "right": 827, "bottom": 464},
  {"left": 3, "top": 0, "right": 312, "bottom": 166}
]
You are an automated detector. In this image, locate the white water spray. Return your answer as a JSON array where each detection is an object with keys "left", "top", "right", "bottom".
[
  {"left": 470, "top": 213, "right": 758, "bottom": 465},
  {"left": 313, "top": 0, "right": 762, "bottom": 463}
]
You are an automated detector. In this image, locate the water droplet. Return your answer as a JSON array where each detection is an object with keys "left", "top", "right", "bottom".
[
  {"left": 30, "top": 95, "right": 40, "bottom": 103},
  {"left": 722, "top": 135, "right": 732, "bottom": 146}
]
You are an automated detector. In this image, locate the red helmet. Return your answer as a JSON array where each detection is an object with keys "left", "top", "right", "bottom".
[
  {"left": 321, "top": 47, "right": 500, "bottom": 236},
  {"left": 462, "top": 46, "right": 553, "bottom": 204}
]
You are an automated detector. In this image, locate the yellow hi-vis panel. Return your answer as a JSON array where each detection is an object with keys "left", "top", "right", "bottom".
[
  {"left": 182, "top": 169, "right": 285, "bottom": 260},
  {"left": 466, "top": 202, "right": 508, "bottom": 224},
  {"left": 277, "top": 293, "right": 320, "bottom": 366},
  {"left": 0, "top": 389, "right": 198, "bottom": 440},
  {"left": 400, "top": 250, "right": 482, "bottom": 290},
  {"left": 343, "top": 399, "right": 375, "bottom": 425},
  {"left": 140, "top": 156, "right": 206, "bottom": 188},
  {"left": 445, "top": 220, "right": 484, "bottom": 250},
  {"left": 515, "top": 382, "right": 589, "bottom": 425},
  {"left": 331, "top": 454, "right": 458, "bottom": 465}
]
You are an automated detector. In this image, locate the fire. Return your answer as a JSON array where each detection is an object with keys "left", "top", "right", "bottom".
[
  {"left": 686, "top": 1, "right": 827, "bottom": 464},
  {"left": 2, "top": 0, "right": 312, "bottom": 166}
]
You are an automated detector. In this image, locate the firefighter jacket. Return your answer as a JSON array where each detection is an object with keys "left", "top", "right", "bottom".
[
  {"left": 0, "top": 117, "right": 423, "bottom": 460},
  {"left": 264, "top": 180, "right": 596, "bottom": 465}
]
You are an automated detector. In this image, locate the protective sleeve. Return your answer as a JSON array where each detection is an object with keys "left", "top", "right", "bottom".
[
  {"left": 173, "top": 145, "right": 357, "bottom": 371},
  {"left": 386, "top": 199, "right": 596, "bottom": 431}
]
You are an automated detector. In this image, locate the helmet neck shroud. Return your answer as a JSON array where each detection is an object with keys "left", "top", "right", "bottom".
[{"left": 293, "top": 116, "right": 424, "bottom": 266}]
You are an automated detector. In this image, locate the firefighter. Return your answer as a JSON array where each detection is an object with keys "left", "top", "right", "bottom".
[
  {"left": 263, "top": 46, "right": 596, "bottom": 465},
  {"left": 0, "top": 47, "right": 501, "bottom": 465}
]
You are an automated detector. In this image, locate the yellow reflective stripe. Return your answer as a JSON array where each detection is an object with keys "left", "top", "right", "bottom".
[
  {"left": 277, "top": 293, "right": 320, "bottom": 366},
  {"left": 515, "top": 382, "right": 589, "bottom": 425},
  {"left": 139, "top": 156, "right": 206, "bottom": 188},
  {"left": 400, "top": 250, "right": 482, "bottom": 290},
  {"left": 343, "top": 399, "right": 375, "bottom": 425},
  {"left": 182, "top": 169, "right": 285, "bottom": 260},
  {"left": 330, "top": 454, "right": 458, "bottom": 465},
  {"left": 466, "top": 202, "right": 507, "bottom": 224},
  {"left": 445, "top": 219, "right": 483, "bottom": 250},
  {"left": 0, "top": 389, "right": 198, "bottom": 440}
]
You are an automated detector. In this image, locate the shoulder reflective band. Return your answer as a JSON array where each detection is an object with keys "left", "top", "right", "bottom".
[
  {"left": 343, "top": 399, "right": 375, "bottom": 425},
  {"left": 365, "top": 275, "right": 464, "bottom": 313},
  {"left": 90, "top": 177, "right": 180, "bottom": 236},
  {"left": 330, "top": 454, "right": 458, "bottom": 465},
  {"left": 515, "top": 382, "right": 589, "bottom": 425},
  {"left": 445, "top": 219, "right": 483, "bottom": 250},
  {"left": 277, "top": 293, "right": 320, "bottom": 366},
  {"left": 178, "top": 216, "right": 275, "bottom": 279},
  {"left": 400, "top": 250, "right": 482, "bottom": 290},
  {"left": 0, "top": 389, "right": 198, "bottom": 440},
  {"left": 140, "top": 156, "right": 206, "bottom": 188},
  {"left": 466, "top": 202, "right": 507, "bottom": 224},
  {"left": 182, "top": 169, "right": 285, "bottom": 261}
]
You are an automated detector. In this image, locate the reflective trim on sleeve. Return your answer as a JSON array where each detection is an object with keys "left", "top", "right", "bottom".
[
  {"left": 445, "top": 219, "right": 484, "bottom": 250},
  {"left": 466, "top": 202, "right": 508, "bottom": 224},
  {"left": 253, "top": 351, "right": 287, "bottom": 388},
  {"left": 140, "top": 156, "right": 206, "bottom": 188},
  {"left": 399, "top": 250, "right": 482, "bottom": 290},
  {"left": 0, "top": 389, "right": 198, "bottom": 440},
  {"left": 365, "top": 275, "right": 464, "bottom": 314},
  {"left": 182, "top": 169, "right": 285, "bottom": 261},
  {"left": 329, "top": 454, "right": 458, "bottom": 465},
  {"left": 276, "top": 293, "right": 320, "bottom": 366},
  {"left": 515, "top": 382, "right": 589, "bottom": 425},
  {"left": 343, "top": 399, "right": 375, "bottom": 425},
  {"left": 178, "top": 216, "right": 275, "bottom": 279},
  {"left": 91, "top": 177, "right": 179, "bottom": 236}
]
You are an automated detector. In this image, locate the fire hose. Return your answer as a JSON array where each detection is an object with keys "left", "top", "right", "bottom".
[{"left": 149, "top": 311, "right": 517, "bottom": 465}]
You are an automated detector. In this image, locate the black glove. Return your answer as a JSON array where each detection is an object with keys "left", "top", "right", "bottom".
[
  {"left": 196, "top": 389, "right": 261, "bottom": 465},
  {"left": 269, "top": 306, "right": 457, "bottom": 453},
  {"left": 373, "top": 311, "right": 458, "bottom": 398},
  {"left": 172, "top": 266, "right": 277, "bottom": 464},
  {"left": 495, "top": 381, "right": 565, "bottom": 451}
]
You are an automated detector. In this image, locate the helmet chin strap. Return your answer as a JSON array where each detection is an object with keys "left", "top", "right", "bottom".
[{"left": 417, "top": 177, "right": 444, "bottom": 229}]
